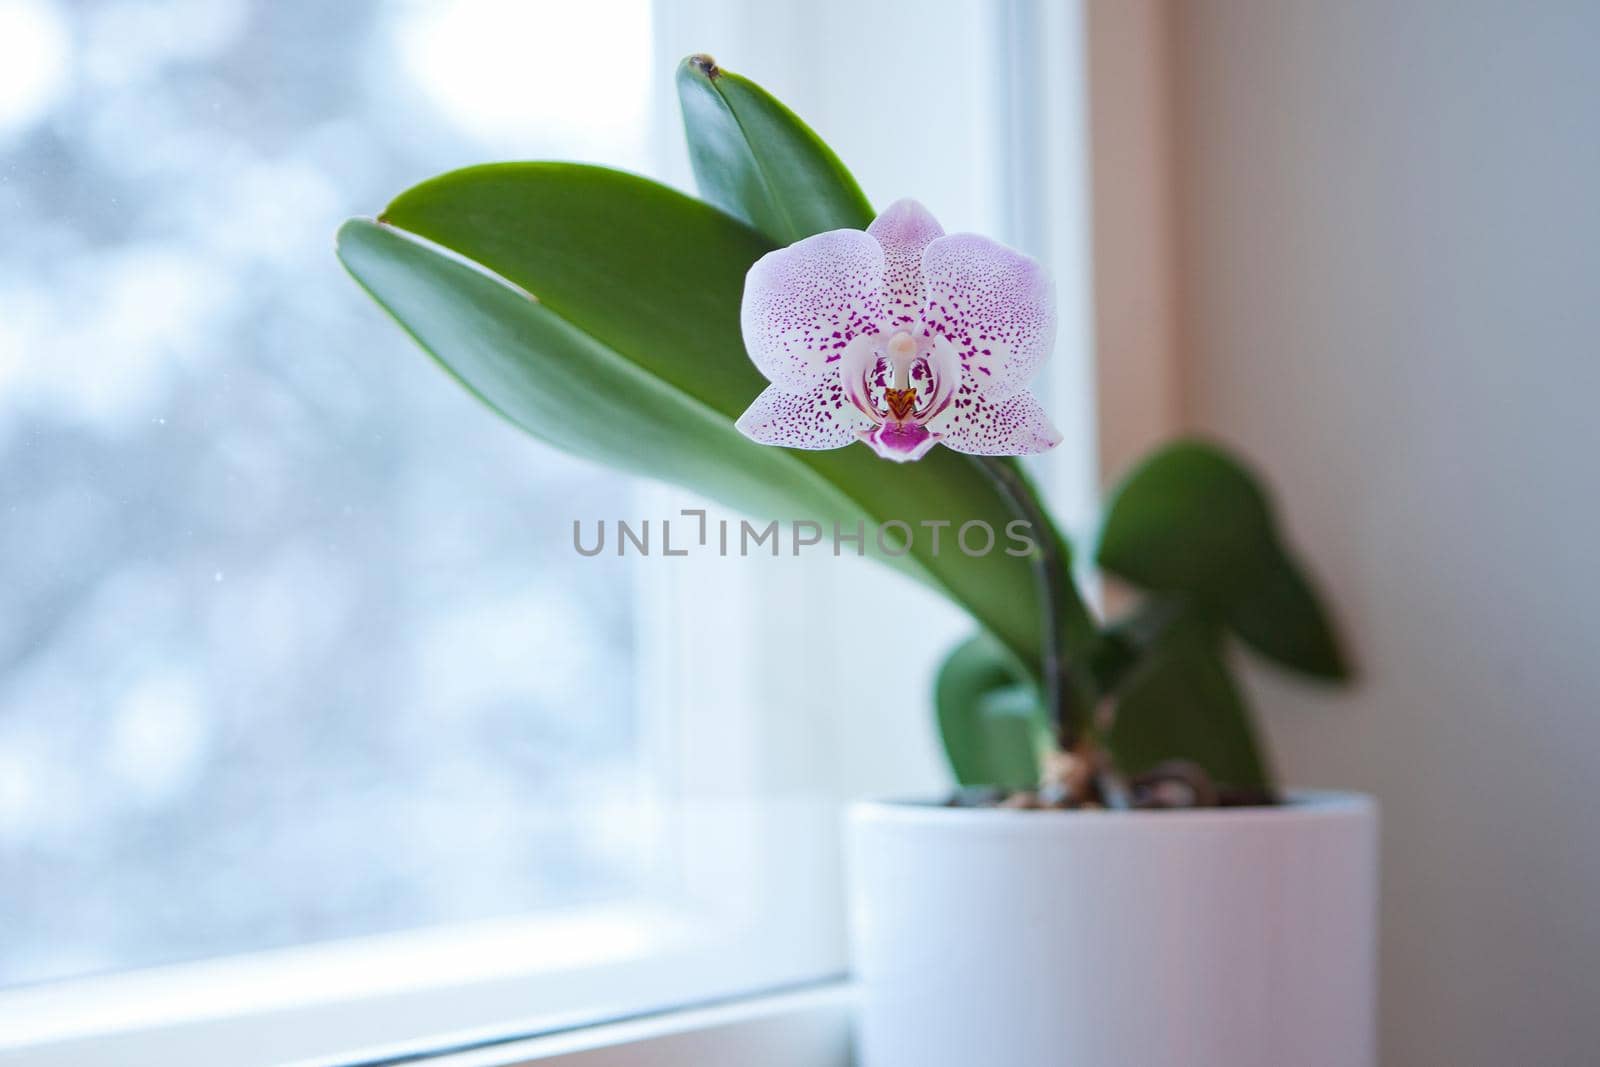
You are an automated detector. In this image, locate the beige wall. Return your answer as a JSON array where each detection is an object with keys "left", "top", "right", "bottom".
[
  {"left": 1087, "top": 0, "right": 1182, "bottom": 484},
  {"left": 1145, "top": 1, "right": 1600, "bottom": 1063}
]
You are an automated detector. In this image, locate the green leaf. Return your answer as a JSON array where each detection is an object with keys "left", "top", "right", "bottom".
[
  {"left": 1105, "top": 609, "right": 1274, "bottom": 791},
  {"left": 338, "top": 163, "right": 1091, "bottom": 678},
  {"left": 1222, "top": 553, "right": 1348, "bottom": 681},
  {"left": 675, "top": 55, "right": 874, "bottom": 244},
  {"left": 1097, "top": 439, "right": 1349, "bottom": 680},
  {"left": 336, "top": 219, "right": 806, "bottom": 518},
  {"left": 935, "top": 633, "right": 1045, "bottom": 789}
]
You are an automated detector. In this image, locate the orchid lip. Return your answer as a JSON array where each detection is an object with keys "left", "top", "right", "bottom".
[{"left": 862, "top": 422, "right": 940, "bottom": 463}]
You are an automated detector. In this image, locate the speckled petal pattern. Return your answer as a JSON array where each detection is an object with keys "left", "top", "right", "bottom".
[
  {"left": 934, "top": 386, "right": 1062, "bottom": 456},
  {"left": 740, "top": 228, "right": 887, "bottom": 392},
  {"left": 920, "top": 233, "right": 1055, "bottom": 401},
  {"left": 735, "top": 379, "right": 874, "bottom": 450},
  {"left": 867, "top": 199, "right": 944, "bottom": 329}
]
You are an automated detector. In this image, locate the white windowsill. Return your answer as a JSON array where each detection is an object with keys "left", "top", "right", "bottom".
[
  {"left": 1, "top": 905, "right": 680, "bottom": 1050},
  {"left": 0, "top": 951, "right": 852, "bottom": 1067},
  {"left": 308, "top": 984, "right": 856, "bottom": 1067},
  {"left": 0, "top": 908, "right": 847, "bottom": 1067},
  {"left": 0, "top": 910, "right": 851, "bottom": 1067}
]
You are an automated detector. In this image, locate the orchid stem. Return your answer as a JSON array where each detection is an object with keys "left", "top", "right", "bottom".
[{"left": 966, "top": 455, "right": 1080, "bottom": 755}]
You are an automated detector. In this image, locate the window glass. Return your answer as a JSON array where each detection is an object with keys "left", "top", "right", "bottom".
[{"left": 0, "top": 0, "right": 655, "bottom": 987}]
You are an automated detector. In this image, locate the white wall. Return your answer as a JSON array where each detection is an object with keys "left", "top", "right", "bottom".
[{"left": 1166, "top": 2, "right": 1600, "bottom": 1063}]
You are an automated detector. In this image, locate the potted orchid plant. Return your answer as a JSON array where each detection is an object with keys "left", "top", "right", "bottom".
[{"left": 339, "top": 56, "right": 1377, "bottom": 1067}]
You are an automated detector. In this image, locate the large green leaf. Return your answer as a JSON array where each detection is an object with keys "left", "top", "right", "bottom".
[
  {"left": 1105, "top": 610, "right": 1274, "bottom": 791},
  {"left": 675, "top": 55, "right": 874, "bottom": 245},
  {"left": 1097, "top": 439, "right": 1349, "bottom": 680},
  {"left": 934, "top": 633, "right": 1045, "bottom": 789},
  {"left": 337, "top": 219, "right": 808, "bottom": 519},
  {"left": 340, "top": 164, "right": 1078, "bottom": 675}
]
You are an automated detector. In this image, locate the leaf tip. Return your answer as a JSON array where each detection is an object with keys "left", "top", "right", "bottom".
[
  {"left": 685, "top": 53, "right": 721, "bottom": 80},
  {"left": 333, "top": 216, "right": 373, "bottom": 255}
]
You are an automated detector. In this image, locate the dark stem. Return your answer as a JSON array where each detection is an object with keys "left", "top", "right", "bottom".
[{"left": 966, "top": 455, "right": 1080, "bottom": 752}]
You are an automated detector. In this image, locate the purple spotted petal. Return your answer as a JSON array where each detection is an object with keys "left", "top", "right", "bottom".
[
  {"left": 867, "top": 199, "right": 944, "bottom": 329},
  {"left": 740, "top": 229, "right": 886, "bottom": 392},
  {"left": 934, "top": 386, "right": 1062, "bottom": 456},
  {"left": 919, "top": 234, "right": 1055, "bottom": 401},
  {"left": 735, "top": 379, "right": 872, "bottom": 450}
]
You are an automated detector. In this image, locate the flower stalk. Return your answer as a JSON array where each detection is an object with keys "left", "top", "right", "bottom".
[{"left": 965, "top": 454, "right": 1082, "bottom": 757}]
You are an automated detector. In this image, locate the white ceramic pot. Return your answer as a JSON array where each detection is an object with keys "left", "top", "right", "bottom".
[{"left": 846, "top": 791, "right": 1377, "bottom": 1067}]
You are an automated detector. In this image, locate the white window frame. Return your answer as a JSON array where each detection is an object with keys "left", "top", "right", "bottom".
[{"left": 0, "top": 0, "right": 1168, "bottom": 1061}]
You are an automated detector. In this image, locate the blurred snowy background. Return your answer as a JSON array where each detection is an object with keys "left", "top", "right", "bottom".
[{"left": 0, "top": 0, "right": 653, "bottom": 986}]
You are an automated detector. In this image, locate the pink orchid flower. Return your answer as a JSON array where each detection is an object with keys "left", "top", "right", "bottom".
[{"left": 735, "top": 199, "right": 1062, "bottom": 463}]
